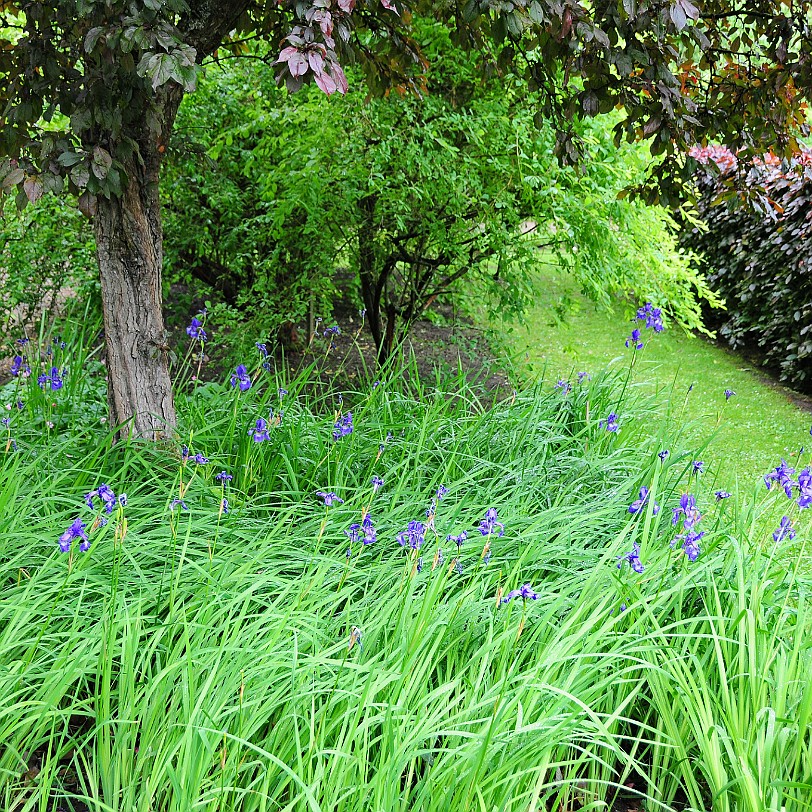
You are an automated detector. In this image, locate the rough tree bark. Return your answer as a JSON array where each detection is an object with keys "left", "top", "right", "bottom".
[
  {"left": 90, "top": 2, "right": 252, "bottom": 438},
  {"left": 94, "top": 133, "right": 177, "bottom": 438}
]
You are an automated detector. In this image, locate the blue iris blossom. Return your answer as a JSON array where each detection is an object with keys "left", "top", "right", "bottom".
[
  {"left": 478, "top": 508, "right": 504, "bottom": 537},
  {"left": 625, "top": 328, "right": 644, "bottom": 350},
  {"left": 397, "top": 520, "right": 426, "bottom": 550},
  {"left": 332, "top": 412, "right": 353, "bottom": 441},
  {"left": 248, "top": 417, "right": 270, "bottom": 443},
  {"left": 501, "top": 584, "right": 539, "bottom": 604},
  {"left": 773, "top": 515, "right": 796, "bottom": 543},
  {"left": 186, "top": 317, "right": 207, "bottom": 342},
  {"left": 628, "top": 487, "right": 659, "bottom": 515},
  {"left": 316, "top": 491, "right": 344, "bottom": 507},
  {"left": 636, "top": 303, "right": 664, "bottom": 332},
  {"left": 59, "top": 517, "right": 89, "bottom": 553},
  {"left": 764, "top": 460, "right": 795, "bottom": 498},
  {"left": 599, "top": 413, "right": 620, "bottom": 433},
  {"left": 617, "top": 542, "right": 644, "bottom": 574},
  {"left": 230, "top": 364, "right": 251, "bottom": 391}
]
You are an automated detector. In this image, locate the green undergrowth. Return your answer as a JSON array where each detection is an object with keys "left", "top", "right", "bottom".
[
  {"left": 488, "top": 263, "right": 812, "bottom": 487},
  {"left": 1, "top": 322, "right": 811, "bottom": 812}
]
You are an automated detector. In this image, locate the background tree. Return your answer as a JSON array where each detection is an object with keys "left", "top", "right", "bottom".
[
  {"left": 2, "top": 0, "right": 811, "bottom": 434},
  {"left": 164, "top": 31, "right": 717, "bottom": 364}
]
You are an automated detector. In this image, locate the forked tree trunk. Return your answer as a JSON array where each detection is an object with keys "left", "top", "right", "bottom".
[{"left": 93, "top": 130, "right": 176, "bottom": 439}]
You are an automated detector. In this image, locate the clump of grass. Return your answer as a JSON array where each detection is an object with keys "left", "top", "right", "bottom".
[{"left": 0, "top": 322, "right": 810, "bottom": 812}]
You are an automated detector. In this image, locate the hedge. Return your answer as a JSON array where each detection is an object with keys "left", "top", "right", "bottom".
[{"left": 681, "top": 145, "right": 812, "bottom": 390}]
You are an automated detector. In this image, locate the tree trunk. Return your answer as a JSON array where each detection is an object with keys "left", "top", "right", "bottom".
[{"left": 93, "top": 135, "right": 176, "bottom": 439}]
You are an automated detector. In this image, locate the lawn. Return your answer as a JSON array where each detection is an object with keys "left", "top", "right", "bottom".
[{"left": 490, "top": 264, "right": 812, "bottom": 487}]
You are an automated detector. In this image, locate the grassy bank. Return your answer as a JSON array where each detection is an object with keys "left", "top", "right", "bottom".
[{"left": 1, "top": 322, "right": 811, "bottom": 811}]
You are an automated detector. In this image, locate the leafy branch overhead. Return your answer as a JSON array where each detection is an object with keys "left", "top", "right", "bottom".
[{"left": 2, "top": 0, "right": 811, "bottom": 213}]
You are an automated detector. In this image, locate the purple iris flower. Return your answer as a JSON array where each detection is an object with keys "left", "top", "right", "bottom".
[
  {"left": 255, "top": 342, "right": 268, "bottom": 357},
  {"left": 397, "top": 520, "right": 426, "bottom": 550},
  {"left": 230, "top": 364, "right": 252, "bottom": 391},
  {"left": 316, "top": 491, "right": 344, "bottom": 507},
  {"left": 58, "top": 517, "right": 89, "bottom": 553},
  {"left": 221, "top": 498, "right": 229, "bottom": 514},
  {"left": 248, "top": 417, "right": 270, "bottom": 443},
  {"left": 332, "top": 412, "right": 354, "bottom": 441},
  {"left": 672, "top": 493, "right": 701, "bottom": 530},
  {"left": 658, "top": 450, "right": 670, "bottom": 461},
  {"left": 85, "top": 483, "right": 118, "bottom": 514},
  {"left": 371, "top": 475, "right": 384, "bottom": 492},
  {"left": 764, "top": 460, "right": 795, "bottom": 499},
  {"left": 170, "top": 499, "right": 189, "bottom": 511},
  {"left": 10, "top": 356, "right": 23, "bottom": 376},
  {"left": 677, "top": 530, "right": 704, "bottom": 561},
  {"left": 617, "top": 542, "right": 644, "bottom": 573},
  {"left": 773, "top": 516, "right": 796, "bottom": 543},
  {"left": 215, "top": 471, "right": 233, "bottom": 483},
  {"left": 478, "top": 508, "right": 504, "bottom": 537},
  {"left": 436, "top": 484, "right": 449, "bottom": 500},
  {"left": 797, "top": 467, "right": 812, "bottom": 509},
  {"left": 555, "top": 379, "right": 572, "bottom": 394},
  {"left": 636, "top": 303, "right": 664, "bottom": 332},
  {"left": 447, "top": 531, "right": 467, "bottom": 550},
  {"left": 502, "top": 584, "right": 539, "bottom": 604},
  {"left": 625, "top": 328, "right": 644, "bottom": 350},
  {"left": 692, "top": 461, "right": 705, "bottom": 475},
  {"left": 186, "top": 317, "right": 207, "bottom": 342},
  {"left": 599, "top": 413, "right": 620, "bottom": 433},
  {"left": 715, "top": 490, "right": 732, "bottom": 501},
  {"left": 347, "top": 514, "right": 377, "bottom": 545},
  {"left": 628, "top": 487, "right": 660, "bottom": 515},
  {"left": 724, "top": 389, "right": 735, "bottom": 400},
  {"left": 577, "top": 371, "right": 591, "bottom": 383}
]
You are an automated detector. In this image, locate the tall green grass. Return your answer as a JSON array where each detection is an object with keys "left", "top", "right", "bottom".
[{"left": 1, "top": 324, "right": 810, "bottom": 811}]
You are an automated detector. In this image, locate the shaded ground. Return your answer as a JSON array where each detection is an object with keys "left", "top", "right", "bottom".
[{"left": 281, "top": 302, "right": 512, "bottom": 397}]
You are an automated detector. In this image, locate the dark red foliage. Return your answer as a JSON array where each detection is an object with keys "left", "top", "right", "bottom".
[{"left": 683, "top": 146, "right": 812, "bottom": 389}]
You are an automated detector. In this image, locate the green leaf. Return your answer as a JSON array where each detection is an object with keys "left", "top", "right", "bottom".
[
  {"left": 57, "top": 151, "right": 84, "bottom": 168},
  {"left": 1, "top": 166, "right": 24, "bottom": 188},
  {"left": 84, "top": 26, "right": 104, "bottom": 53}
]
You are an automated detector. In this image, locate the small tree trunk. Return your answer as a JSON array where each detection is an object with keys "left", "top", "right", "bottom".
[{"left": 93, "top": 140, "right": 176, "bottom": 439}]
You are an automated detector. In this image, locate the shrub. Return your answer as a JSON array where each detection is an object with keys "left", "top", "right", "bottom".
[
  {"left": 682, "top": 146, "right": 812, "bottom": 389},
  {"left": 0, "top": 195, "right": 98, "bottom": 339},
  {"left": 163, "top": 24, "right": 717, "bottom": 364}
]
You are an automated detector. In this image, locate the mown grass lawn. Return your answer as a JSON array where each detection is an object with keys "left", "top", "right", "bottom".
[{"left": 490, "top": 264, "right": 812, "bottom": 487}]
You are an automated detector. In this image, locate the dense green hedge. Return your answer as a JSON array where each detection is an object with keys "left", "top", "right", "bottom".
[{"left": 682, "top": 146, "right": 812, "bottom": 389}]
